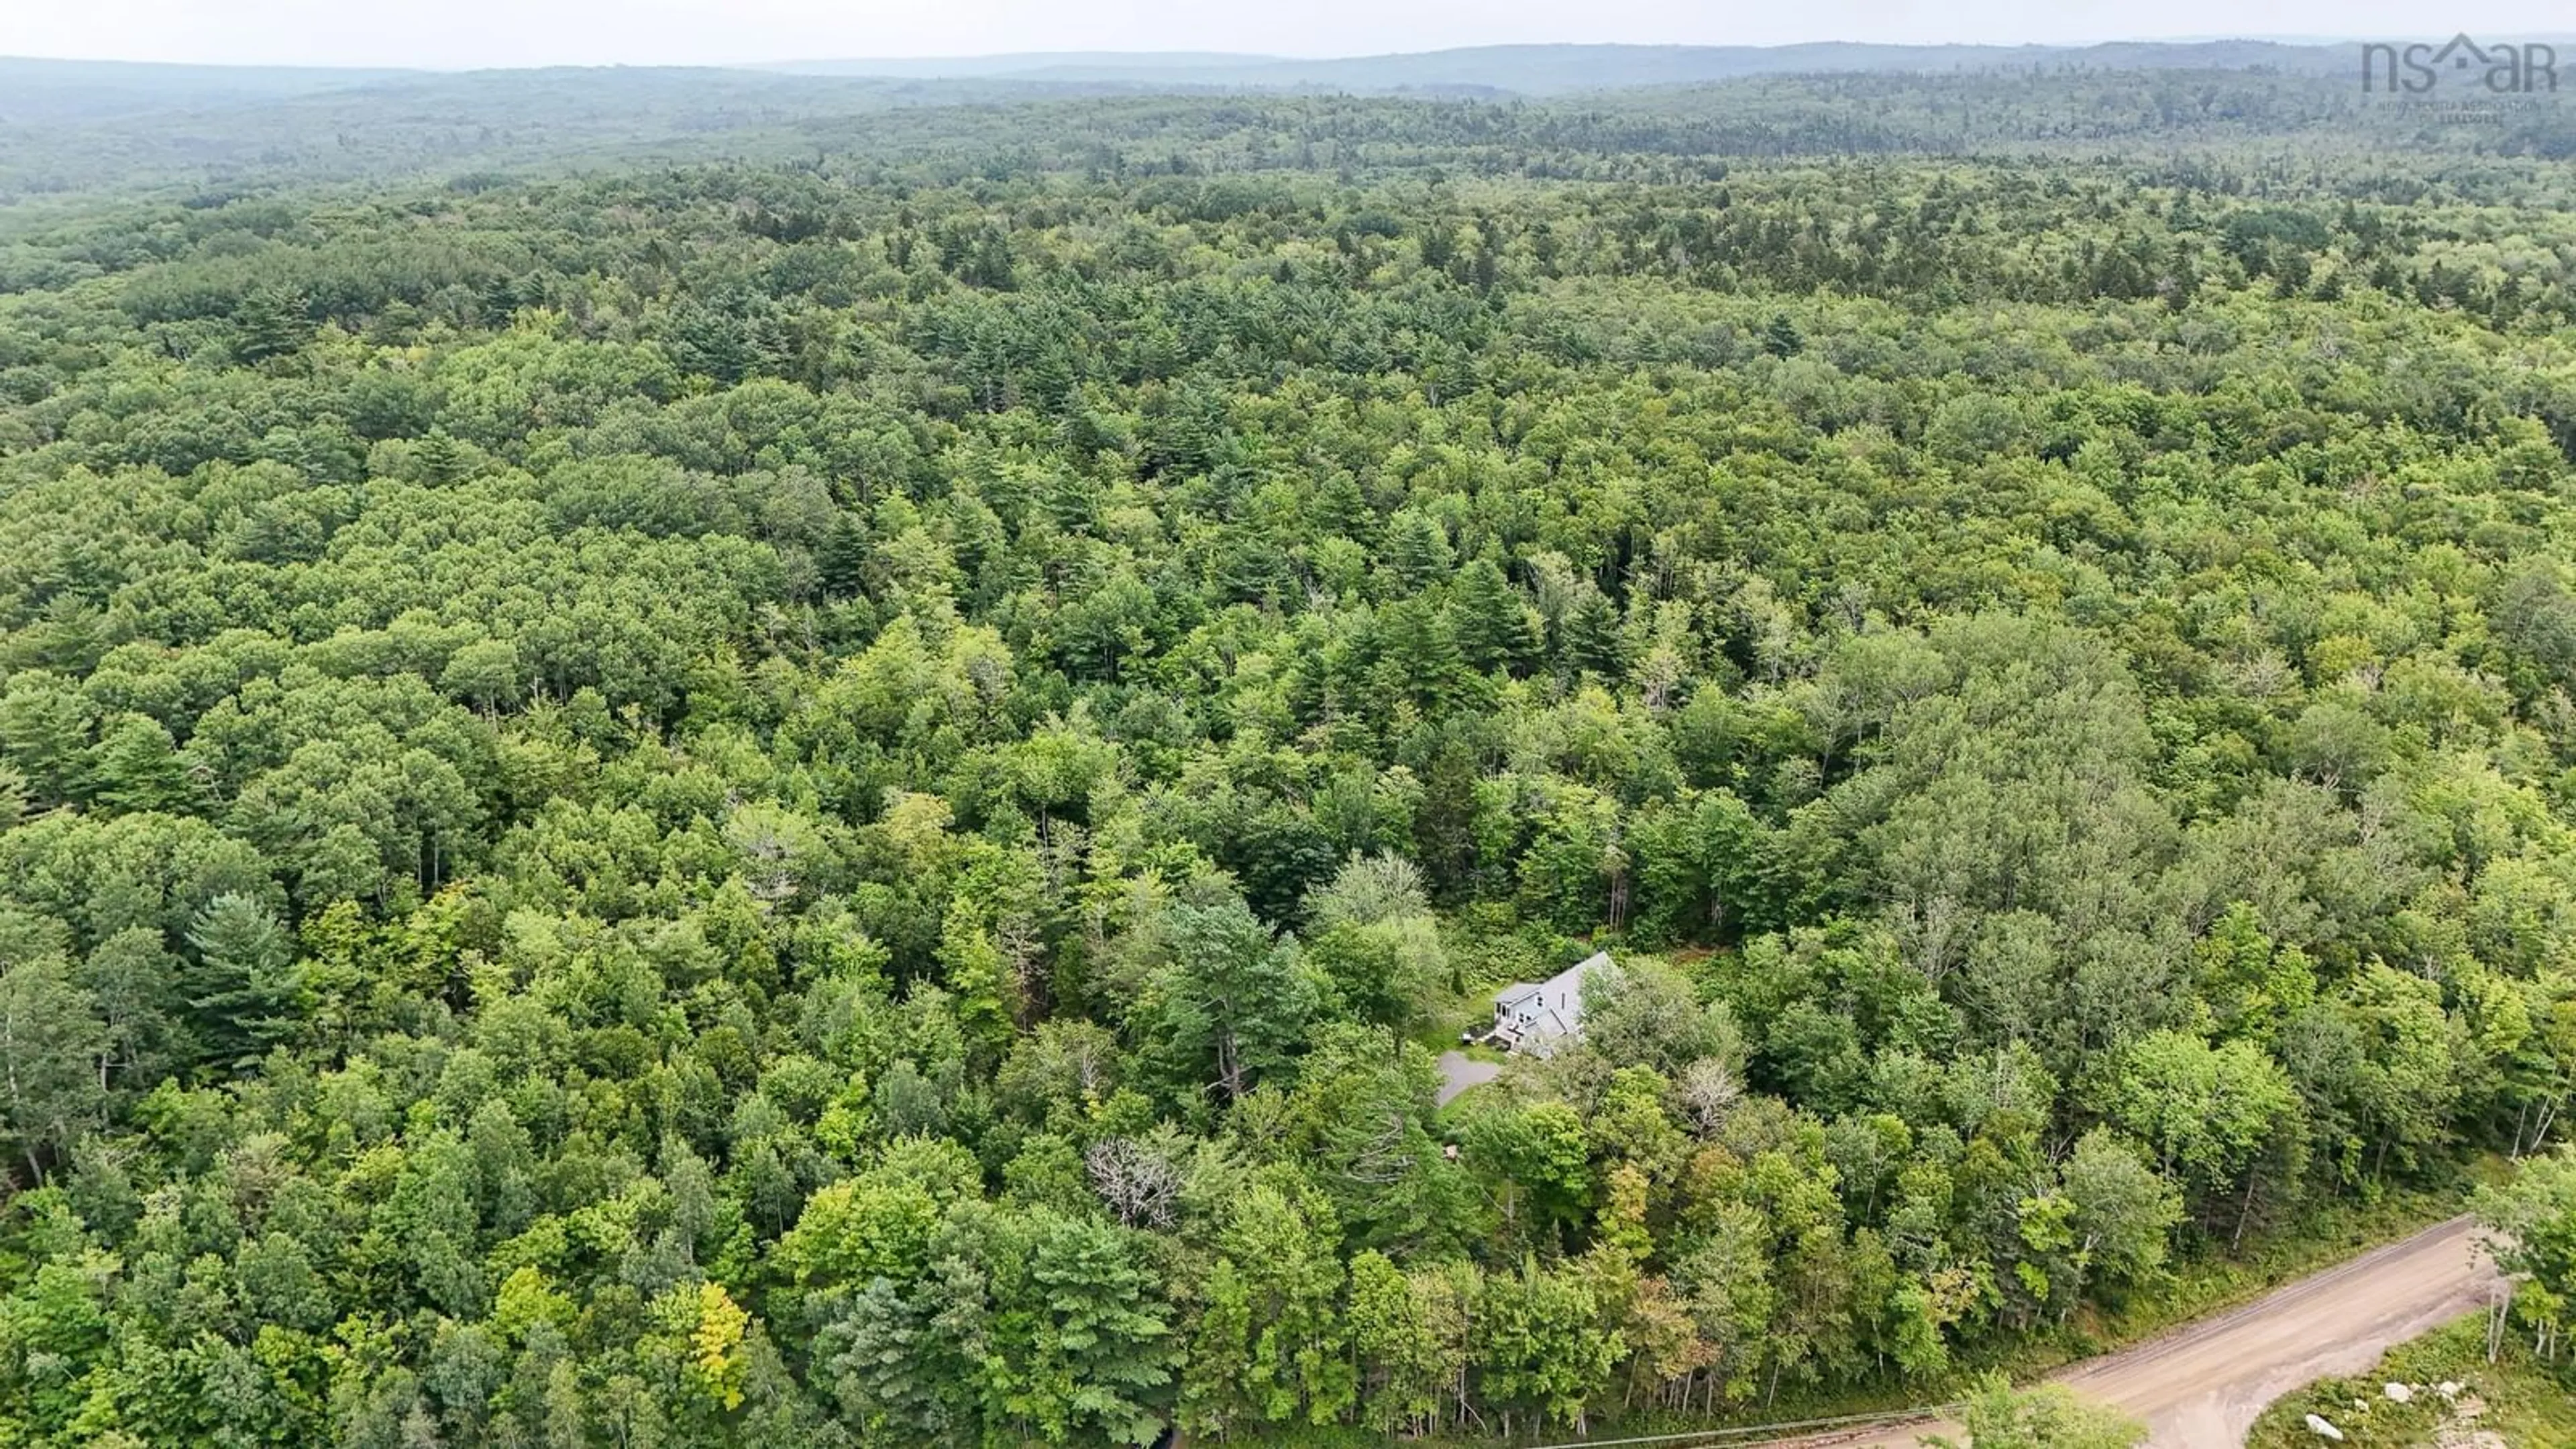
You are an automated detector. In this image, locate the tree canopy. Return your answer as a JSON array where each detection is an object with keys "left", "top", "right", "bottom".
[{"left": 1, "top": 63, "right": 2575, "bottom": 1448}]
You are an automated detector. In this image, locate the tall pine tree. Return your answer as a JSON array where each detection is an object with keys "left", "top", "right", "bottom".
[
  {"left": 184, "top": 894, "right": 303, "bottom": 1076},
  {"left": 1450, "top": 558, "right": 1533, "bottom": 674}
]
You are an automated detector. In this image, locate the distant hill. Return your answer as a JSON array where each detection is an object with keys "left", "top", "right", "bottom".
[
  {"left": 0, "top": 56, "right": 418, "bottom": 125},
  {"left": 0, "top": 40, "right": 2489, "bottom": 201},
  {"left": 760, "top": 52, "right": 1286, "bottom": 78},
  {"left": 2, "top": 40, "right": 2371, "bottom": 127},
  {"left": 0, "top": 66, "right": 1142, "bottom": 199},
  {"left": 761, "top": 40, "right": 2360, "bottom": 93}
]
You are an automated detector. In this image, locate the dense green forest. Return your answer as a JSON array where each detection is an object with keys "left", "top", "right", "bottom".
[{"left": 4, "top": 64, "right": 2576, "bottom": 1448}]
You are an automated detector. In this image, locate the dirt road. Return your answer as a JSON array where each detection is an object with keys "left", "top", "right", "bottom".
[{"left": 1768, "top": 1215, "right": 2500, "bottom": 1448}]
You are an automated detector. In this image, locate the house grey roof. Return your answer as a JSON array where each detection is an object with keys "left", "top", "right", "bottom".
[
  {"left": 1491, "top": 951, "right": 1611, "bottom": 1057},
  {"left": 1493, "top": 950, "right": 1607, "bottom": 1012}
]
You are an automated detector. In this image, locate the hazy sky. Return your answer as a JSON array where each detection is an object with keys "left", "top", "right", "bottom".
[{"left": 12, "top": 0, "right": 2576, "bottom": 70}]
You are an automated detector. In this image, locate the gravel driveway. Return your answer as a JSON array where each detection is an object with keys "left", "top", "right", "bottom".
[{"left": 1434, "top": 1050, "right": 1502, "bottom": 1106}]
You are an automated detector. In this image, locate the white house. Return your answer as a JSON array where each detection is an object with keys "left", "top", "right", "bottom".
[{"left": 1483, "top": 950, "right": 1609, "bottom": 1058}]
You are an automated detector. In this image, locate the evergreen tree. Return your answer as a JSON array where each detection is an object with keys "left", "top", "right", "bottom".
[
  {"left": 1140, "top": 895, "right": 1316, "bottom": 1106},
  {"left": 1311, "top": 471, "right": 1371, "bottom": 542},
  {"left": 184, "top": 894, "right": 303, "bottom": 1075},
  {"left": 1377, "top": 598, "right": 1468, "bottom": 711},
  {"left": 819, "top": 512, "right": 873, "bottom": 599},
  {"left": 1008, "top": 1214, "right": 1175, "bottom": 1447},
  {"left": 1450, "top": 558, "right": 1532, "bottom": 674},
  {"left": 1560, "top": 589, "right": 1627, "bottom": 680},
  {"left": 416, "top": 429, "right": 474, "bottom": 485},
  {"left": 233, "top": 287, "right": 312, "bottom": 365},
  {"left": 1383, "top": 511, "right": 1454, "bottom": 590},
  {"left": 89, "top": 714, "right": 189, "bottom": 814},
  {"left": 0, "top": 673, "right": 92, "bottom": 808}
]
